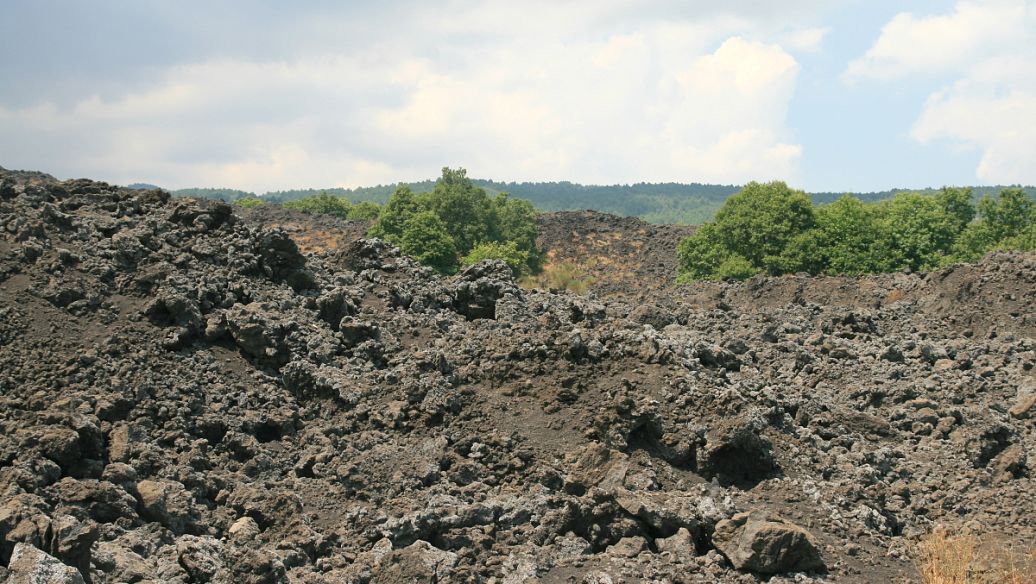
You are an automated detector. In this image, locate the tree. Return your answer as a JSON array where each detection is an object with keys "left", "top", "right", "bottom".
[
  {"left": 711, "top": 181, "right": 815, "bottom": 273},
  {"left": 397, "top": 211, "right": 458, "bottom": 274},
  {"left": 423, "top": 167, "right": 493, "bottom": 254},
  {"left": 676, "top": 223, "right": 728, "bottom": 281},
  {"left": 950, "top": 188, "right": 1036, "bottom": 262},
  {"left": 369, "top": 185, "right": 423, "bottom": 242},
  {"left": 874, "top": 193, "right": 959, "bottom": 271},
  {"left": 367, "top": 168, "right": 542, "bottom": 275},
  {"left": 347, "top": 201, "right": 381, "bottom": 221},
  {"left": 780, "top": 196, "right": 888, "bottom": 276},
  {"left": 936, "top": 187, "right": 975, "bottom": 231}
]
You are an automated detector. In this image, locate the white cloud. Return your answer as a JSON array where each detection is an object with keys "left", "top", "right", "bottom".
[
  {"left": 844, "top": 0, "right": 1032, "bottom": 82},
  {"left": 912, "top": 56, "right": 1036, "bottom": 184},
  {"left": 846, "top": 0, "right": 1036, "bottom": 184},
  {"left": 0, "top": 3, "right": 818, "bottom": 190}
]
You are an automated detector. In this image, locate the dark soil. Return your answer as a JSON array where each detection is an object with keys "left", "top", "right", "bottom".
[{"left": 1, "top": 168, "right": 1034, "bottom": 583}]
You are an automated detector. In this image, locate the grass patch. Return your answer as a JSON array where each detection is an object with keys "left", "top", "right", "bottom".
[{"left": 915, "top": 527, "right": 1035, "bottom": 584}]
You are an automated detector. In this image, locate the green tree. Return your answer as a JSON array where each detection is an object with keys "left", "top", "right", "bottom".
[
  {"left": 368, "top": 168, "right": 542, "bottom": 275},
  {"left": 676, "top": 223, "right": 728, "bottom": 282},
  {"left": 369, "top": 185, "right": 423, "bottom": 242},
  {"left": 711, "top": 181, "right": 815, "bottom": 273},
  {"left": 423, "top": 167, "right": 494, "bottom": 254},
  {"left": 874, "top": 193, "right": 960, "bottom": 271},
  {"left": 936, "top": 187, "right": 976, "bottom": 231},
  {"left": 780, "top": 196, "right": 888, "bottom": 276},
  {"left": 397, "top": 211, "right": 458, "bottom": 274},
  {"left": 950, "top": 188, "right": 1036, "bottom": 261},
  {"left": 461, "top": 241, "right": 531, "bottom": 277},
  {"left": 977, "top": 187, "right": 1035, "bottom": 242}
]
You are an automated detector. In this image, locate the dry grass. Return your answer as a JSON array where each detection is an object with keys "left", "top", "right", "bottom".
[
  {"left": 521, "top": 262, "right": 595, "bottom": 294},
  {"left": 915, "top": 527, "right": 1035, "bottom": 584}
]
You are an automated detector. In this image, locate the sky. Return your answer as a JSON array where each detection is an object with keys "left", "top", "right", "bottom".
[{"left": 1, "top": 0, "right": 1034, "bottom": 193}]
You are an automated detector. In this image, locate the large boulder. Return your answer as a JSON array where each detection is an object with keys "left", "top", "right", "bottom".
[
  {"left": 452, "top": 260, "right": 522, "bottom": 320},
  {"left": 6, "top": 543, "right": 86, "bottom": 584},
  {"left": 712, "top": 511, "right": 824, "bottom": 574}
]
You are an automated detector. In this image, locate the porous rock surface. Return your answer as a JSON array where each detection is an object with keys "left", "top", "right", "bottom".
[{"left": 0, "top": 167, "right": 1034, "bottom": 583}]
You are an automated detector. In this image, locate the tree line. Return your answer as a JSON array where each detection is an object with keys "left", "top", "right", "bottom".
[{"left": 677, "top": 182, "right": 1036, "bottom": 282}]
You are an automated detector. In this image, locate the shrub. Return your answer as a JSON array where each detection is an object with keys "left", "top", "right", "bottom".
[
  {"left": 715, "top": 254, "right": 759, "bottom": 281},
  {"left": 461, "top": 241, "right": 530, "bottom": 277},
  {"left": 233, "top": 197, "right": 265, "bottom": 208}
]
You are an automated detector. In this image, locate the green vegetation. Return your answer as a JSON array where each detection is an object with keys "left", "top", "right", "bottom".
[
  {"left": 282, "top": 192, "right": 383, "bottom": 221},
  {"left": 171, "top": 177, "right": 1033, "bottom": 226},
  {"left": 678, "top": 184, "right": 1036, "bottom": 282},
  {"left": 369, "top": 168, "right": 541, "bottom": 275},
  {"left": 462, "top": 241, "right": 531, "bottom": 278}
]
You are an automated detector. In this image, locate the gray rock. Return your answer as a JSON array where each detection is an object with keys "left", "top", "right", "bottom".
[
  {"left": 6, "top": 542, "right": 86, "bottom": 584},
  {"left": 712, "top": 511, "right": 824, "bottom": 574}
]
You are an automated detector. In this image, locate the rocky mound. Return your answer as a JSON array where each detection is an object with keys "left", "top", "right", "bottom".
[
  {"left": 0, "top": 168, "right": 1034, "bottom": 583},
  {"left": 234, "top": 205, "right": 372, "bottom": 255},
  {"left": 536, "top": 211, "right": 695, "bottom": 297}
]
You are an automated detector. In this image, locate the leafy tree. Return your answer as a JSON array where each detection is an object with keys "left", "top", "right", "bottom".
[
  {"left": 368, "top": 168, "right": 541, "bottom": 275},
  {"left": 397, "top": 211, "right": 458, "bottom": 274},
  {"left": 369, "top": 185, "right": 423, "bottom": 242},
  {"left": 711, "top": 181, "right": 814, "bottom": 272},
  {"left": 461, "top": 241, "right": 531, "bottom": 277},
  {"left": 780, "top": 196, "right": 888, "bottom": 276},
  {"left": 977, "top": 187, "right": 1035, "bottom": 242},
  {"left": 874, "top": 193, "right": 959, "bottom": 271},
  {"left": 676, "top": 223, "right": 727, "bottom": 282},
  {"left": 950, "top": 188, "right": 1036, "bottom": 261},
  {"left": 490, "top": 193, "right": 541, "bottom": 269},
  {"left": 936, "top": 187, "right": 976, "bottom": 231},
  {"left": 423, "top": 167, "right": 494, "bottom": 254}
]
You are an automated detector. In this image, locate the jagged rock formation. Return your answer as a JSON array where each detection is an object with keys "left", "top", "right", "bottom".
[{"left": 0, "top": 167, "right": 1034, "bottom": 582}]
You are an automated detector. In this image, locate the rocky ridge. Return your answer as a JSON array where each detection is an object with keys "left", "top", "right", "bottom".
[{"left": 0, "top": 168, "right": 1034, "bottom": 583}]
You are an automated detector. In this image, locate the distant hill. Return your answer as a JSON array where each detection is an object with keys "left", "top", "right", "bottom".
[{"left": 164, "top": 179, "right": 1036, "bottom": 225}]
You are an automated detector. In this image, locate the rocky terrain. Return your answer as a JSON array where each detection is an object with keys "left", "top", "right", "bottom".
[
  {"left": 0, "top": 167, "right": 1034, "bottom": 583},
  {"left": 535, "top": 211, "right": 695, "bottom": 298}
]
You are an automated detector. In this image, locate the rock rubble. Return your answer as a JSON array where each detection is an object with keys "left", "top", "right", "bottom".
[{"left": 0, "top": 167, "right": 1034, "bottom": 582}]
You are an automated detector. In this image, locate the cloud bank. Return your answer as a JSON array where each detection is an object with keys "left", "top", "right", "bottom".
[{"left": 0, "top": 1, "right": 825, "bottom": 191}]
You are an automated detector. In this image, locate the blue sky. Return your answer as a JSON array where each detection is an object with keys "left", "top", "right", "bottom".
[{"left": 1, "top": 1, "right": 1033, "bottom": 192}]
